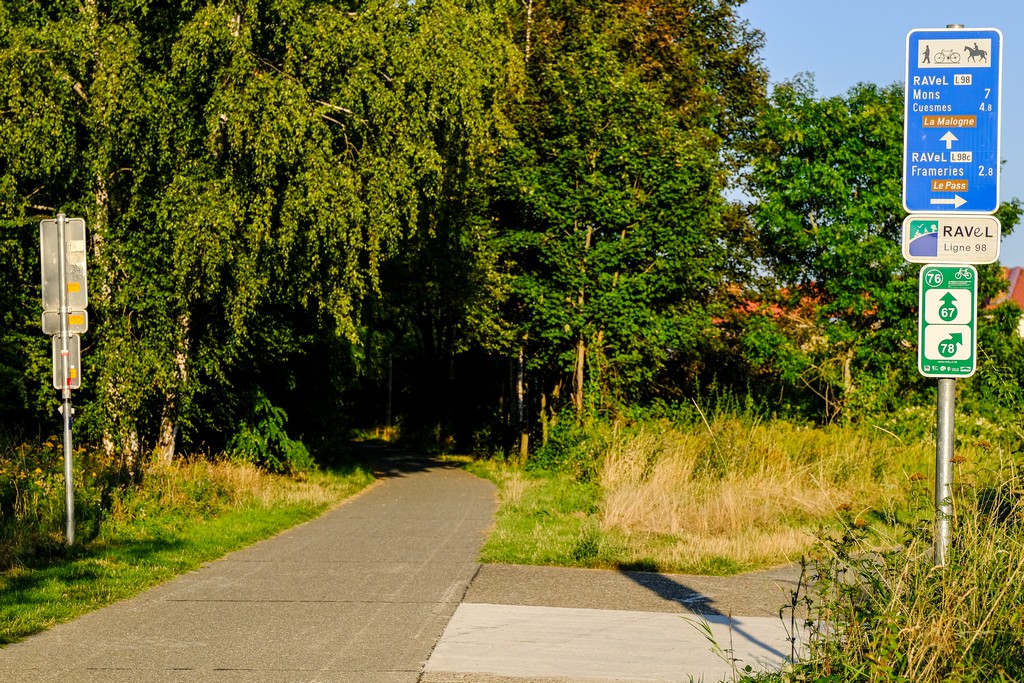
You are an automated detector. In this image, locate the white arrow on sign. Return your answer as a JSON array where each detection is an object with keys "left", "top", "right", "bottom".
[
  {"left": 931, "top": 195, "right": 967, "bottom": 208},
  {"left": 940, "top": 131, "right": 958, "bottom": 149}
]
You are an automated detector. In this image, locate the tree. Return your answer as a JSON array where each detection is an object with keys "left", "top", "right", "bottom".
[
  {"left": 0, "top": 0, "right": 456, "bottom": 461},
  {"left": 492, "top": 0, "right": 767, "bottom": 434},
  {"left": 744, "top": 75, "right": 1021, "bottom": 420},
  {"left": 0, "top": 0, "right": 528, "bottom": 462},
  {"left": 0, "top": 0, "right": 104, "bottom": 433},
  {"left": 352, "top": 0, "right": 521, "bottom": 447}
]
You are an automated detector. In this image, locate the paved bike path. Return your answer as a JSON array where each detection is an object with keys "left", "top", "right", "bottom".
[
  {"left": 0, "top": 451, "right": 495, "bottom": 682},
  {"left": 0, "top": 449, "right": 801, "bottom": 682}
]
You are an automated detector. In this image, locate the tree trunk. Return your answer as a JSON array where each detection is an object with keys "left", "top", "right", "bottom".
[
  {"left": 516, "top": 346, "right": 528, "bottom": 462},
  {"left": 572, "top": 223, "right": 594, "bottom": 414},
  {"left": 572, "top": 336, "right": 586, "bottom": 413},
  {"left": 524, "top": 0, "right": 534, "bottom": 66},
  {"left": 385, "top": 355, "right": 393, "bottom": 441},
  {"left": 540, "top": 391, "right": 548, "bottom": 446},
  {"left": 93, "top": 150, "right": 140, "bottom": 469},
  {"left": 155, "top": 314, "right": 190, "bottom": 464},
  {"left": 84, "top": 0, "right": 141, "bottom": 469},
  {"left": 155, "top": 412, "right": 178, "bottom": 466},
  {"left": 92, "top": 168, "right": 137, "bottom": 466},
  {"left": 541, "top": 379, "right": 563, "bottom": 446},
  {"left": 550, "top": 380, "right": 562, "bottom": 429},
  {"left": 842, "top": 347, "right": 855, "bottom": 393}
]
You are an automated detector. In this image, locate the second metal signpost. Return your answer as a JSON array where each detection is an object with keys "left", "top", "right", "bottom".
[
  {"left": 39, "top": 213, "right": 88, "bottom": 546},
  {"left": 903, "top": 25, "right": 1002, "bottom": 567}
]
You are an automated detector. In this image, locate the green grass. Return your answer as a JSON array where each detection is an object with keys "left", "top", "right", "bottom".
[
  {"left": 469, "top": 465, "right": 607, "bottom": 566},
  {"left": 0, "top": 460, "right": 374, "bottom": 644}
]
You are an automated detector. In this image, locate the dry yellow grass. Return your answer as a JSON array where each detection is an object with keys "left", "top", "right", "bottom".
[
  {"left": 113, "top": 457, "right": 371, "bottom": 521},
  {"left": 597, "top": 417, "right": 935, "bottom": 568},
  {"left": 493, "top": 467, "right": 536, "bottom": 509}
]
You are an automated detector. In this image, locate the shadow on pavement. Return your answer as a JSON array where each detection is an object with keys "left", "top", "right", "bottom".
[
  {"left": 348, "top": 440, "right": 460, "bottom": 478},
  {"left": 619, "top": 569, "right": 792, "bottom": 661},
  {"left": 619, "top": 570, "right": 723, "bottom": 615}
]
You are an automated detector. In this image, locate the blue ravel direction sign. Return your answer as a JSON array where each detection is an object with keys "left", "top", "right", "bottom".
[{"left": 903, "top": 28, "right": 1002, "bottom": 214}]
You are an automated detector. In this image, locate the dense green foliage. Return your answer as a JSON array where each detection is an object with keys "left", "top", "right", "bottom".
[
  {"left": 0, "top": 0, "right": 1022, "bottom": 466},
  {"left": 492, "top": 0, "right": 766, "bottom": 415},
  {"left": 730, "top": 76, "right": 1023, "bottom": 422},
  {"left": 0, "top": 0, "right": 521, "bottom": 461}
]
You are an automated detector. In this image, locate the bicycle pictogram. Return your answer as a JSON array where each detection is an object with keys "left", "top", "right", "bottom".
[
  {"left": 955, "top": 267, "right": 973, "bottom": 280},
  {"left": 934, "top": 48, "right": 961, "bottom": 64}
]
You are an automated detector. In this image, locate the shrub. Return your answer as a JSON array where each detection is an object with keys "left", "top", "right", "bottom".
[
  {"left": 227, "top": 391, "right": 315, "bottom": 474},
  {"left": 527, "top": 415, "right": 610, "bottom": 481}
]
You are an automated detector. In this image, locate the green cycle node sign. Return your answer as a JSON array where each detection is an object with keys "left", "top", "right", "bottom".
[
  {"left": 902, "top": 214, "right": 1000, "bottom": 264},
  {"left": 918, "top": 264, "right": 977, "bottom": 378}
]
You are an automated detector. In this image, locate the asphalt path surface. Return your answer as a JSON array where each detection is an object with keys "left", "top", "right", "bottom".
[{"left": 0, "top": 447, "right": 804, "bottom": 682}]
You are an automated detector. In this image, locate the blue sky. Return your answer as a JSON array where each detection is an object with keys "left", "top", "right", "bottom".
[{"left": 736, "top": 0, "right": 1024, "bottom": 266}]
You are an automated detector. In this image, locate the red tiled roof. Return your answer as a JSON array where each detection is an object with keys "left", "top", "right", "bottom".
[{"left": 989, "top": 266, "right": 1024, "bottom": 309}]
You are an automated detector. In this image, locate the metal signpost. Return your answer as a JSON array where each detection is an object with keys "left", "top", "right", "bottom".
[
  {"left": 918, "top": 262, "right": 977, "bottom": 563},
  {"left": 40, "top": 214, "right": 88, "bottom": 546},
  {"left": 903, "top": 25, "right": 1001, "bottom": 566}
]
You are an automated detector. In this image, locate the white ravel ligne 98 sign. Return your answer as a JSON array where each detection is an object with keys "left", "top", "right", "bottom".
[{"left": 902, "top": 214, "right": 1000, "bottom": 263}]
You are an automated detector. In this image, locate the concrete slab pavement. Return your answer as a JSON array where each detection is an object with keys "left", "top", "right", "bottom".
[
  {"left": 422, "top": 563, "right": 805, "bottom": 683},
  {"left": 425, "top": 604, "right": 795, "bottom": 683}
]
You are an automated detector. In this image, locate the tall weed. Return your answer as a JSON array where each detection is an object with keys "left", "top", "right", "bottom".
[
  {"left": 227, "top": 390, "right": 315, "bottom": 474},
  {"left": 782, "top": 462, "right": 1024, "bottom": 682},
  {"left": 0, "top": 436, "right": 105, "bottom": 567},
  {"left": 1, "top": 427, "right": 361, "bottom": 570}
]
